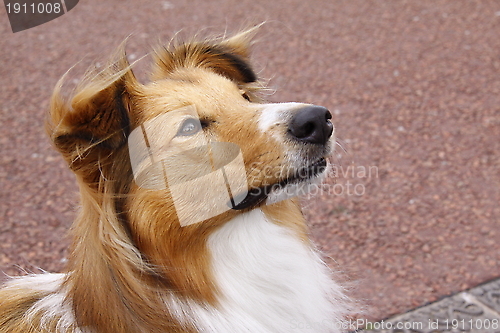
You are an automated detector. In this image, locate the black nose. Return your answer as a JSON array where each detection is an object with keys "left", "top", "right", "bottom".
[{"left": 288, "top": 106, "right": 333, "bottom": 145}]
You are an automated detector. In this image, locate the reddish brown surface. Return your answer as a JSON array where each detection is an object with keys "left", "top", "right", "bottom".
[{"left": 1, "top": 0, "right": 499, "bottom": 321}]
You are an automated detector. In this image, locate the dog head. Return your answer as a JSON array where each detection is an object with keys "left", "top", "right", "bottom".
[
  {"left": 49, "top": 27, "right": 335, "bottom": 225},
  {"left": 47, "top": 28, "right": 336, "bottom": 315}
]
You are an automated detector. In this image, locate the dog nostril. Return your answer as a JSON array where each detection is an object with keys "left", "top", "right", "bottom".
[{"left": 288, "top": 106, "right": 333, "bottom": 145}]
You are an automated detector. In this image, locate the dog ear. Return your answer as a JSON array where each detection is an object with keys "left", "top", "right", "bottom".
[
  {"left": 48, "top": 45, "right": 141, "bottom": 184},
  {"left": 152, "top": 26, "right": 260, "bottom": 84}
]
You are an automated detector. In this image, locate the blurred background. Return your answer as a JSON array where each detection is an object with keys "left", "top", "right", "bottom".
[{"left": 1, "top": 0, "right": 499, "bottom": 323}]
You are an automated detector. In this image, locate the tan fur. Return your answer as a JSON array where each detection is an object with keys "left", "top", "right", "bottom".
[
  {"left": 1, "top": 28, "right": 327, "bottom": 333},
  {"left": 0, "top": 288, "right": 47, "bottom": 333}
]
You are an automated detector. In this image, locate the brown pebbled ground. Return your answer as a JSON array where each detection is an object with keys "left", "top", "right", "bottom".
[{"left": 1, "top": 0, "right": 499, "bottom": 322}]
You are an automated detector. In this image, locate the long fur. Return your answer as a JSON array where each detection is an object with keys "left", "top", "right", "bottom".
[{"left": 0, "top": 27, "right": 349, "bottom": 333}]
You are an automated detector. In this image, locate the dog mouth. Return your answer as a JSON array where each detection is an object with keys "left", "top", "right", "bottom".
[{"left": 230, "top": 158, "right": 328, "bottom": 211}]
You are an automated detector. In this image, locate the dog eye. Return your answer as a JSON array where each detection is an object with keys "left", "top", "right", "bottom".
[
  {"left": 241, "top": 92, "right": 251, "bottom": 102},
  {"left": 177, "top": 118, "right": 202, "bottom": 136}
]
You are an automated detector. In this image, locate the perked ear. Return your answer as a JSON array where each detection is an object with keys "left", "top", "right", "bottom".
[
  {"left": 152, "top": 26, "right": 261, "bottom": 84},
  {"left": 47, "top": 44, "right": 141, "bottom": 183}
]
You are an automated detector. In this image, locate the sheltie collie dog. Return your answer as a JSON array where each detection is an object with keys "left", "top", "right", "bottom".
[{"left": 0, "top": 27, "right": 349, "bottom": 332}]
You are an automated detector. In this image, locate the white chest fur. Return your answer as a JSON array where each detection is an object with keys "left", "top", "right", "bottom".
[
  {"left": 9, "top": 209, "right": 347, "bottom": 333},
  {"left": 195, "top": 208, "right": 347, "bottom": 332}
]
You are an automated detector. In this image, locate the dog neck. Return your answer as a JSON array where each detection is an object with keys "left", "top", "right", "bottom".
[{"left": 164, "top": 207, "right": 348, "bottom": 332}]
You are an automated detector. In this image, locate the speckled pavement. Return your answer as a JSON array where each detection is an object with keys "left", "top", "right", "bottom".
[{"left": 358, "top": 277, "right": 500, "bottom": 332}]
